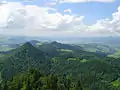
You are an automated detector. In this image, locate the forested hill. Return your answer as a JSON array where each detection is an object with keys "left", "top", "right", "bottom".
[
  {"left": 0, "top": 41, "right": 120, "bottom": 89},
  {"left": 0, "top": 42, "right": 49, "bottom": 79}
]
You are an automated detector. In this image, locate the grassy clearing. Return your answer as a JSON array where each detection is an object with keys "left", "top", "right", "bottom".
[
  {"left": 108, "top": 49, "right": 120, "bottom": 58},
  {"left": 36, "top": 43, "right": 42, "bottom": 46},
  {"left": 84, "top": 48, "right": 97, "bottom": 52},
  {"left": 60, "top": 49, "right": 73, "bottom": 53},
  {"left": 67, "top": 58, "right": 78, "bottom": 61},
  {"left": 80, "top": 59, "right": 87, "bottom": 63},
  {"left": 0, "top": 46, "right": 14, "bottom": 51}
]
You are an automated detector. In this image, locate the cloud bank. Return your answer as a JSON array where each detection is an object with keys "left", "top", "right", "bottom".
[
  {"left": 0, "top": 1, "right": 120, "bottom": 36},
  {"left": 64, "top": 9, "right": 72, "bottom": 13},
  {"left": 21, "top": 0, "right": 116, "bottom": 4},
  {"left": 59, "top": 0, "right": 116, "bottom": 3}
]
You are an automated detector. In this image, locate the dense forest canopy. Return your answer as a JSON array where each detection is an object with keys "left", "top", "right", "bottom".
[{"left": 0, "top": 41, "right": 120, "bottom": 90}]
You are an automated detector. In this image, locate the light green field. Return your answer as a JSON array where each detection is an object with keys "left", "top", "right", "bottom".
[
  {"left": 52, "top": 57, "right": 58, "bottom": 63},
  {"left": 81, "top": 44, "right": 110, "bottom": 53},
  {"left": 108, "top": 49, "right": 120, "bottom": 58},
  {"left": 60, "top": 49, "right": 73, "bottom": 53},
  {"left": 0, "top": 46, "right": 14, "bottom": 51},
  {"left": 84, "top": 48, "right": 97, "bottom": 52},
  {"left": 67, "top": 58, "right": 87, "bottom": 63},
  {"left": 67, "top": 58, "right": 78, "bottom": 61},
  {"left": 36, "top": 43, "right": 42, "bottom": 46},
  {"left": 85, "top": 47, "right": 109, "bottom": 53},
  {"left": 80, "top": 59, "right": 87, "bottom": 63}
]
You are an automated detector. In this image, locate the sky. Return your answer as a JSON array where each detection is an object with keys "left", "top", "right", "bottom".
[{"left": 0, "top": 0, "right": 120, "bottom": 37}]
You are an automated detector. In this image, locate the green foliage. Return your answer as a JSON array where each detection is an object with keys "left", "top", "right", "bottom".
[
  {"left": 112, "top": 78, "right": 120, "bottom": 87},
  {"left": 0, "top": 69, "right": 84, "bottom": 90},
  {"left": 0, "top": 41, "right": 120, "bottom": 90},
  {"left": 0, "top": 42, "right": 50, "bottom": 79}
]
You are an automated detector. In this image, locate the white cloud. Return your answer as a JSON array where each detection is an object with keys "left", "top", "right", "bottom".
[
  {"left": 87, "top": 6, "right": 120, "bottom": 36},
  {"left": 45, "top": 0, "right": 58, "bottom": 6},
  {"left": 45, "top": 2, "right": 57, "bottom": 6},
  {"left": 60, "top": 0, "right": 115, "bottom": 3},
  {"left": 64, "top": 9, "right": 72, "bottom": 13},
  {"left": 0, "top": 1, "right": 120, "bottom": 37},
  {"left": 0, "top": 2, "right": 84, "bottom": 36},
  {"left": 20, "top": 0, "right": 36, "bottom": 2}
]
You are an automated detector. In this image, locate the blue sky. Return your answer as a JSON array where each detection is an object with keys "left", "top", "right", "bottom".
[
  {"left": 7, "top": 0, "right": 120, "bottom": 24},
  {"left": 56, "top": 2, "right": 119, "bottom": 24},
  {"left": 0, "top": 0, "right": 120, "bottom": 36}
]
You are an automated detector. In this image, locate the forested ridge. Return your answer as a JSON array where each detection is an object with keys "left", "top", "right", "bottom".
[{"left": 0, "top": 41, "right": 120, "bottom": 90}]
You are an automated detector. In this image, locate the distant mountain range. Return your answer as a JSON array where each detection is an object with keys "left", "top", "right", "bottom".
[{"left": 1, "top": 36, "right": 120, "bottom": 45}]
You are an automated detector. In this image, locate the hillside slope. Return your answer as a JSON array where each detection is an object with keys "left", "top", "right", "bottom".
[{"left": 0, "top": 42, "right": 50, "bottom": 79}]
